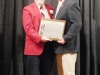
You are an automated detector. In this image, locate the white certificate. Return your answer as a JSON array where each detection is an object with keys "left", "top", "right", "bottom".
[{"left": 38, "top": 18, "right": 66, "bottom": 41}]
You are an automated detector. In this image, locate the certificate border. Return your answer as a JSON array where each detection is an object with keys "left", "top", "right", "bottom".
[{"left": 38, "top": 18, "right": 66, "bottom": 41}]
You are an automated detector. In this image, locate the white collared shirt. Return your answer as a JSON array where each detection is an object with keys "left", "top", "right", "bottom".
[
  {"left": 55, "top": 0, "right": 65, "bottom": 18},
  {"left": 36, "top": 3, "right": 50, "bottom": 19}
]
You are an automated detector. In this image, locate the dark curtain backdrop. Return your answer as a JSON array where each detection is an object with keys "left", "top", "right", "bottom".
[{"left": 0, "top": 0, "right": 100, "bottom": 75}]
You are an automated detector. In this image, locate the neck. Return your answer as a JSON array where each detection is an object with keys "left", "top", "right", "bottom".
[{"left": 35, "top": 0, "right": 45, "bottom": 6}]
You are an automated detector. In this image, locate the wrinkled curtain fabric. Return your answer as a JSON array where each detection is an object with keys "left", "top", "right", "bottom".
[{"left": 0, "top": 0, "right": 100, "bottom": 75}]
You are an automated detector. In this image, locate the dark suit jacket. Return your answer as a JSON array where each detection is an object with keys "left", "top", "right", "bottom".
[{"left": 53, "top": 0, "right": 82, "bottom": 53}]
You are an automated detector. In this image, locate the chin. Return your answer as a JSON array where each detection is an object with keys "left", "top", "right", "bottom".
[
  {"left": 36, "top": 1, "right": 44, "bottom": 5},
  {"left": 39, "top": 3, "right": 43, "bottom": 6},
  {"left": 39, "top": 2, "right": 45, "bottom": 5}
]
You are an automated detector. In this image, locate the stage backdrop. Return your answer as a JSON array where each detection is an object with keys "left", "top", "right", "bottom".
[{"left": 0, "top": 0, "right": 100, "bottom": 75}]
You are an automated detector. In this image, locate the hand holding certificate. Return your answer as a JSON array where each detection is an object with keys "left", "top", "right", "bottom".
[{"left": 38, "top": 18, "right": 66, "bottom": 41}]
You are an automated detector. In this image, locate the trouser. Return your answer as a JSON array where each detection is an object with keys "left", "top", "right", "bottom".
[
  {"left": 56, "top": 52, "right": 77, "bottom": 75},
  {"left": 24, "top": 42, "right": 55, "bottom": 75}
]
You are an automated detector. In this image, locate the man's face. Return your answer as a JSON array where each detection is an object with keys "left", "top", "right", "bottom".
[{"left": 35, "top": 0, "right": 45, "bottom": 6}]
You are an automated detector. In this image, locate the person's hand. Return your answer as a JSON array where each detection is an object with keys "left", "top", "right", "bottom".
[
  {"left": 57, "top": 37, "right": 65, "bottom": 44},
  {"left": 40, "top": 36, "right": 52, "bottom": 42}
]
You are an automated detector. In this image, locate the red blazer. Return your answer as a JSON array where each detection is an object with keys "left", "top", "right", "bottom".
[{"left": 22, "top": 2, "right": 53, "bottom": 55}]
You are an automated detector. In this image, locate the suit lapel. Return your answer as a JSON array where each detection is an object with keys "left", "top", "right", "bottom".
[
  {"left": 30, "top": 3, "right": 43, "bottom": 31},
  {"left": 45, "top": 5, "right": 51, "bottom": 18},
  {"left": 55, "top": 0, "right": 69, "bottom": 19},
  {"left": 32, "top": 3, "right": 43, "bottom": 19}
]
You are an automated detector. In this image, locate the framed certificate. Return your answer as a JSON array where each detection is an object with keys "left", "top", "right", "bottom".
[{"left": 38, "top": 18, "right": 66, "bottom": 41}]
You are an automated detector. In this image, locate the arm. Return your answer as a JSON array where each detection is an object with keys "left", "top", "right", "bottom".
[
  {"left": 63, "top": 3, "right": 82, "bottom": 44},
  {"left": 22, "top": 7, "right": 52, "bottom": 43},
  {"left": 22, "top": 8, "right": 42, "bottom": 44}
]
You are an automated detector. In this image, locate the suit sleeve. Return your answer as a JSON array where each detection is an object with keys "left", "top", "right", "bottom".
[
  {"left": 63, "top": 3, "right": 82, "bottom": 43},
  {"left": 22, "top": 8, "right": 42, "bottom": 44}
]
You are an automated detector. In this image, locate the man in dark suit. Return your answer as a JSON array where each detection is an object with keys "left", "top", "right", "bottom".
[
  {"left": 22, "top": 0, "right": 55, "bottom": 75},
  {"left": 53, "top": 0, "right": 82, "bottom": 75}
]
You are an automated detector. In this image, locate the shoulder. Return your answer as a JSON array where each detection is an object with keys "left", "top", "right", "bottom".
[
  {"left": 23, "top": 3, "right": 35, "bottom": 11},
  {"left": 66, "top": 0, "right": 80, "bottom": 13},
  {"left": 67, "top": 0, "right": 79, "bottom": 8}
]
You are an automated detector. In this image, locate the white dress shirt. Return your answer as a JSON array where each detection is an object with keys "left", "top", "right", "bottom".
[
  {"left": 36, "top": 3, "right": 50, "bottom": 19},
  {"left": 55, "top": 0, "right": 65, "bottom": 18}
]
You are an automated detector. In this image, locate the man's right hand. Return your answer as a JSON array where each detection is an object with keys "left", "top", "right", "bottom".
[{"left": 40, "top": 36, "right": 52, "bottom": 42}]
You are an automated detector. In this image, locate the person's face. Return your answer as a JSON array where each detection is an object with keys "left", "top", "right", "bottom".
[{"left": 35, "top": 0, "right": 45, "bottom": 6}]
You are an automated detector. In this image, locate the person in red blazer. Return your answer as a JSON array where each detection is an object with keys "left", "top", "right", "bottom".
[{"left": 22, "top": 0, "right": 55, "bottom": 75}]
